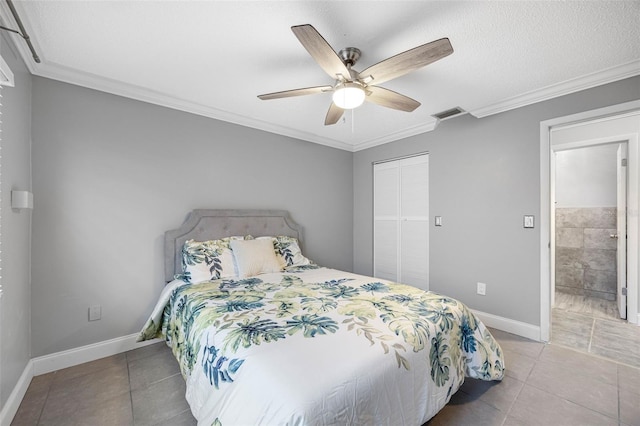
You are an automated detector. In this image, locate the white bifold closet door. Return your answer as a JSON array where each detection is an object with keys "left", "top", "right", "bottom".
[{"left": 374, "top": 154, "right": 429, "bottom": 290}]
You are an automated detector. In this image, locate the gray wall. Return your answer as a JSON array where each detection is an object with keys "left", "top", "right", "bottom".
[
  {"left": 556, "top": 144, "right": 617, "bottom": 208},
  {"left": 0, "top": 33, "right": 32, "bottom": 409},
  {"left": 31, "top": 77, "right": 353, "bottom": 357},
  {"left": 354, "top": 76, "right": 640, "bottom": 326}
]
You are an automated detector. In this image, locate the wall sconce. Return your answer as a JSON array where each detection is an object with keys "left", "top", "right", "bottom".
[{"left": 11, "top": 190, "right": 33, "bottom": 210}]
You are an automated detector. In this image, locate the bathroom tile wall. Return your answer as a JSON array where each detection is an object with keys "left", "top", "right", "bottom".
[{"left": 556, "top": 207, "right": 617, "bottom": 301}]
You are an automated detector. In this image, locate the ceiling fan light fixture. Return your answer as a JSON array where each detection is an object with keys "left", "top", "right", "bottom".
[{"left": 332, "top": 82, "right": 365, "bottom": 109}]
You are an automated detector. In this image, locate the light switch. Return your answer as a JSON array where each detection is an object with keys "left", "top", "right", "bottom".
[
  {"left": 435, "top": 216, "right": 442, "bottom": 227},
  {"left": 524, "top": 215, "right": 535, "bottom": 228},
  {"left": 89, "top": 305, "right": 101, "bottom": 321}
]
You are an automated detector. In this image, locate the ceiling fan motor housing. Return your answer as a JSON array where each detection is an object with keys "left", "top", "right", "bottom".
[{"left": 339, "top": 47, "right": 361, "bottom": 67}]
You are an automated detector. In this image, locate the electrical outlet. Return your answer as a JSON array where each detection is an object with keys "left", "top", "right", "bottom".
[
  {"left": 477, "top": 282, "right": 486, "bottom": 296},
  {"left": 89, "top": 305, "right": 101, "bottom": 321}
]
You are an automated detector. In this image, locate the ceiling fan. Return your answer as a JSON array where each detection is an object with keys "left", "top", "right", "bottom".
[{"left": 258, "top": 24, "right": 453, "bottom": 125}]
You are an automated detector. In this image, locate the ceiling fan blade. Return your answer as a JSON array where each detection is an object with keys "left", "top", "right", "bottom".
[
  {"left": 359, "top": 38, "right": 453, "bottom": 85},
  {"left": 325, "top": 102, "right": 344, "bottom": 125},
  {"left": 365, "top": 86, "right": 420, "bottom": 112},
  {"left": 291, "top": 24, "right": 351, "bottom": 80},
  {"left": 258, "top": 85, "right": 333, "bottom": 100}
]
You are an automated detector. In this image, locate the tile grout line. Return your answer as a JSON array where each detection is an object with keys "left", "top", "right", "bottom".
[
  {"left": 126, "top": 352, "right": 136, "bottom": 425},
  {"left": 616, "top": 364, "right": 621, "bottom": 424},
  {"left": 35, "top": 375, "right": 53, "bottom": 426},
  {"left": 499, "top": 375, "right": 527, "bottom": 426},
  {"left": 587, "top": 318, "right": 595, "bottom": 353},
  {"left": 522, "top": 377, "right": 620, "bottom": 423},
  {"left": 507, "top": 342, "right": 547, "bottom": 409}
]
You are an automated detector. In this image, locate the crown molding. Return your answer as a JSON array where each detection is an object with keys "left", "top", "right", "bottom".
[
  {"left": 468, "top": 60, "right": 640, "bottom": 119},
  {"left": 352, "top": 119, "right": 439, "bottom": 151},
  {"left": 32, "top": 60, "right": 359, "bottom": 151},
  {"left": 24, "top": 57, "right": 640, "bottom": 152}
]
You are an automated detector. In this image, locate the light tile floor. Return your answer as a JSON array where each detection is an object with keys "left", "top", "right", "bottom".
[
  {"left": 554, "top": 292, "right": 620, "bottom": 320},
  {"left": 12, "top": 328, "right": 640, "bottom": 425},
  {"left": 552, "top": 292, "right": 640, "bottom": 369}
]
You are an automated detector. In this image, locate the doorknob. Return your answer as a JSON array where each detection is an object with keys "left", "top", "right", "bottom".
[{"left": 610, "top": 234, "right": 618, "bottom": 239}]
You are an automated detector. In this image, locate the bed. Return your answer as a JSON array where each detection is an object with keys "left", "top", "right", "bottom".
[{"left": 139, "top": 209, "right": 504, "bottom": 425}]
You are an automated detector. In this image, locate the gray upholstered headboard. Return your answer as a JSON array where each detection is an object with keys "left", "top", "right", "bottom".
[{"left": 164, "top": 209, "right": 303, "bottom": 283}]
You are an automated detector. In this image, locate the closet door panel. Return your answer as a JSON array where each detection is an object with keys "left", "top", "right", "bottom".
[
  {"left": 400, "top": 159, "right": 429, "bottom": 217},
  {"left": 374, "top": 220, "right": 398, "bottom": 281},
  {"left": 400, "top": 219, "right": 429, "bottom": 289},
  {"left": 374, "top": 166, "right": 399, "bottom": 217}
]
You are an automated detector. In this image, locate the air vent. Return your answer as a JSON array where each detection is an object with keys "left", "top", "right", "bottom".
[{"left": 432, "top": 107, "right": 465, "bottom": 121}]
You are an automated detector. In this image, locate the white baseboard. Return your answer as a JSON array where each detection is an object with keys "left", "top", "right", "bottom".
[
  {"left": 472, "top": 309, "right": 542, "bottom": 342},
  {"left": 0, "top": 360, "right": 33, "bottom": 426},
  {"left": 32, "top": 334, "right": 162, "bottom": 376}
]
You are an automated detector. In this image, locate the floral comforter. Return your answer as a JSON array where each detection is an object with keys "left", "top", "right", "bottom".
[{"left": 139, "top": 267, "right": 504, "bottom": 425}]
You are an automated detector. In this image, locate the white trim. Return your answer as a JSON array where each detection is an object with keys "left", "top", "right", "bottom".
[
  {"left": 540, "top": 100, "right": 640, "bottom": 342},
  {"left": 540, "top": 121, "right": 552, "bottom": 342},
  {"left": 33, "top": 64, "right": 357, "bottom": 152},
  {"left": 472, "top": 309, "right": 541, "bottom": 342},
  {"left": 0, "top": 360, "right": 33, "bottom": 426},
  {"left": 352, "top": 121, "right": 439, "bottom": 152},
  {"left": 39, "top": 61, "right": 440, "bottom": 153},
  {"left": 552, "top": 135, "right": 635, "bottom": 152},
  {"left": 551, "top": 110, "right": 640, "bottom": 132},
  {"left": 16, "top": 60, "right": 438, "bottom": 153},
  {"left": 470, "top": 60, "right": 640, "bottom": 118},
  {"left": 32, "top": 334, "right": 162, "bottom": 376},
  {"left": 29, "top": 59, "right": 640, "bottom": 152},
  {"left": 550, "top": 151, "right": 556, "bottom": 310}
]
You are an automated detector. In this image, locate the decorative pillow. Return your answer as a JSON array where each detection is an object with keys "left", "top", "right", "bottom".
[
  {"left": 258, "top": 236, "right": 313, "bottom": 268},
  {"left": 180, "top": 236, "right": 246, "bottom": 283},
  {"left": 230, "top": 239, "right": 283, "bottom": 278}
]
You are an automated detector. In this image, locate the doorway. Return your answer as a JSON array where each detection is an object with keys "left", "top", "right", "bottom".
[
  {"left": 540, "top": 103, "right": 640, "bottom": 344},
  {"left": 552, "top": 142, "right": 626, "bottom": 321}
]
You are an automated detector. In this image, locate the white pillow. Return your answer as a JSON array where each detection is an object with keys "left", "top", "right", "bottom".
[
  {"left": 231, "top": 239, "right": 283, "bottom": 278},
  {"left": 181, "top": 236, "right": 245, "bottom": 283},
  {"left": 258, "top": 236, "right": 313, "bottom": 267}
]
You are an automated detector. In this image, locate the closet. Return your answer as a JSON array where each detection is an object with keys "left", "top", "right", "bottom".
[{"left": 373, "top": 154, "right": 429, "bottom": 290}]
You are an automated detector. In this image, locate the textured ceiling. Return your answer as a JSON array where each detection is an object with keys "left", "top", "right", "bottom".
[{"left": 2, "top": 1, "right": 639, "bottom": 151}]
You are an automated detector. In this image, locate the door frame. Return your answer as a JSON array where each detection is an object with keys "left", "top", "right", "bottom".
[
  {"left": 617, "top": 143, "right": 628, "bottom": 319},
  {"left": 540, "top": 100, "right": 640, "bottom": 342}
]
